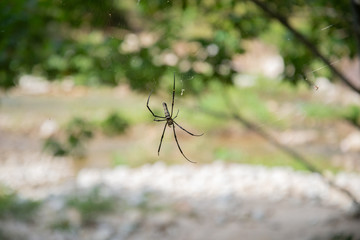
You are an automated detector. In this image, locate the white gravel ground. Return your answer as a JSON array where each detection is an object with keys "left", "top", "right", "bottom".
[
  {"left": 1, "top": 161, "right": 360, "bottom": 240},
  {"left": 76, "top": 162, "right": 360, "bottom": 209}
]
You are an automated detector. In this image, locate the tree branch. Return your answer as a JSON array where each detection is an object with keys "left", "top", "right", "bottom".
[
  {"left": 351, "top": 0, "right": 360, "bottom": 61},
  {"left": 249, "top": 0, "right": 360, "bottom": 94}
]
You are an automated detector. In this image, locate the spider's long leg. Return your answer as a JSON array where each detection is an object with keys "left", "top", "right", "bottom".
[
  {"left": 154, "top": 119, "right": 166, "bottom": 122},
  {"left": 172, "top": 125, "right": 196, "bottom": 163},
  {"left": 171, "top": 73, "right": 175, "bottom": 117},
  {"left": 147, "top": 91, "right": 166, "bottom": 119},
  {"left": 172, "top": 109, "right": 179, "bottom": 120},
  {"left": 158, "top": 123, "right": 167, "bottom": 156},
  {"left": 174, "top": 121, "right": 204, "bottom": 136}
]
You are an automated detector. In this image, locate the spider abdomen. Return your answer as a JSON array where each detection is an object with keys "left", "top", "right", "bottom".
[
  {"left": 162, "top": 102, "right": 174, "bottom": 126},
  {"left": 162, "top": 102, "right": 171, "bottom": 118}
]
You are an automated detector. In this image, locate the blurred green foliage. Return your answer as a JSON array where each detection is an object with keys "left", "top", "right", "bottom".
[
  {"left": 300, "top": 102, "right": 344, "bottom": 119},
  {"left": 43, "top": 112, "right": 129, "bottom": 157},
  {"left": 66, "top": 186, "right": 116, "bottom": 225},
  {"left": 343, "top": 105, "right": 360, "bottom": 127},
  {"left": 66, "top": 117, "right": 94, "bottom": 150},
  {"left": 50, "top": 218, "right": 73, "bottom": 232},
  {"left": 43, "top": 137, "right": 68, "bottom": 156},
  {"left": 0, "top": 186, "right": 40, "bottom": 221},
  {"left": 330, "top": 232, "right": 356, "bottom": 240},
  {"left": 101, "top": 112, "right": 129, "bottom": 136},
  {"left": 44, "top": 117, "right": 94, "bottom": 157},
  {"left": 0, "top": 0, "right": 356, "bottom": 90}
]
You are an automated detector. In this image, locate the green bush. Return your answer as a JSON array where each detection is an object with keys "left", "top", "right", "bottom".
[
  {"left": 43, "top": 117, "right": 94, "bottom": 158},
  {"left": 101, "top": 112, "right": 129, "bottom": 136},
  {"left": 0, "top": 187, "right": 40, "bottom": 221},
  {"left": 344, "top": 105, "right": 360, "bottom": 126},
  {"left": 43, "top": 137, "right": 68, "bottom": 156},
  {"left": 44, "top": 113, "right": 130, "bottom": 157},
  {"left": 66, "top": 187, "right": 116, "bottom": 225}
]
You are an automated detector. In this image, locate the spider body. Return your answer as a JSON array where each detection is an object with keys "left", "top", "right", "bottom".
[
  {"left": 162, "top": 102, "right": 175, "bottom": 127},
  {"left": 147, "top": 74, "right": 203, "bottom": 163},
  {"left": 162, "top": 103, "right": 171, "bottom": 120}
]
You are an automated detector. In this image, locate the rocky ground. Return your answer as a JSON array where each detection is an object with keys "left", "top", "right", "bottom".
[{"left": 1, "top": 158, "right": 360, "bottom": 240}]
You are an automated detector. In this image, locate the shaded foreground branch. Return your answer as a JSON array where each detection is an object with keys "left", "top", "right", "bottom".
[
  {"left": 199, "top": 92, "right": 360, "bottom": 217},
  {"left": 351, "top": 0, "right": 360, "bottom": 61},
  {"left": 248, "top": 0, "right": 360, "bottom": 95}
]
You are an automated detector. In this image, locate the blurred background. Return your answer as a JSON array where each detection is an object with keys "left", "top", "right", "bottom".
[{"left": 1, "top": 0, "right": 360, "bottom": 239}]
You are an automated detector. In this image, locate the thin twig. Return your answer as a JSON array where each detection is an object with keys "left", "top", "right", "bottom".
[{"left": 248, "top": 0, "right": 360, "bottom": 94}]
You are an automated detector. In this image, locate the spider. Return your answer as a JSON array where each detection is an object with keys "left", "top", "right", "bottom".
[{"left": 147, "top": 74, "right": 203, "bottom": 163}]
